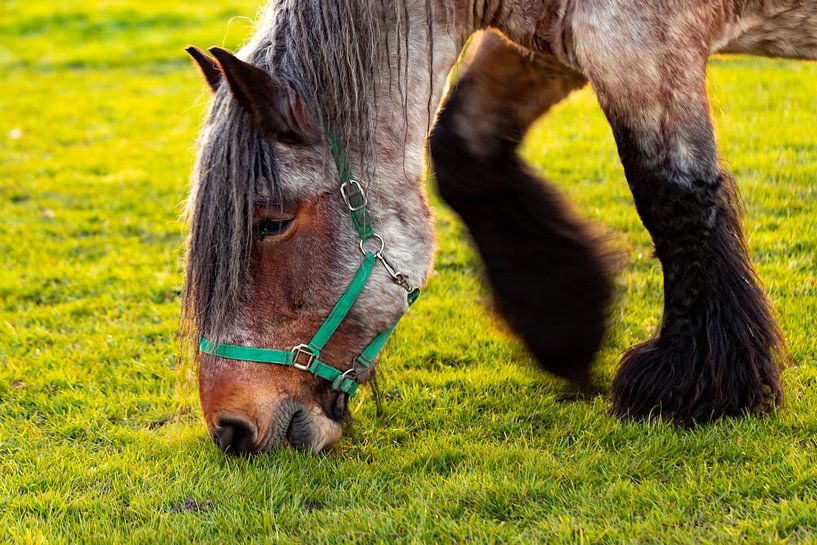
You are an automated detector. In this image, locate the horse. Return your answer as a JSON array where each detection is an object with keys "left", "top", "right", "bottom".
[{"left": 184, "top": 0, "right": 815, "bottom": 454}]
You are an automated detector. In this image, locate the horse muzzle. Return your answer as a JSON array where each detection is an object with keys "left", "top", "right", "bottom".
[{"left": 211, "top": 400, "right": 342, "bottom": 455}]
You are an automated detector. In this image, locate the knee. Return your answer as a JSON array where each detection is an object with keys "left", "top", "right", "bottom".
[
  {"left": 635, "top": 168, "right": 730, "bottom": 243},
  {"left": 430, "top": 100, "right": 519, "bottom": 210},
  {"left": 428, "top": 91, "right": 478, "bottom": 205},
  {"left": 428, "top": 101, "right": 462, "bottom": 168}
]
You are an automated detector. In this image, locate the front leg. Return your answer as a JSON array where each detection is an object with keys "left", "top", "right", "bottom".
[
  {"left": 577, "top": 16, "right": 785, "bottom": 422},
  {"left": 429, "top": 32, "right": 612, "bottom": 385}
]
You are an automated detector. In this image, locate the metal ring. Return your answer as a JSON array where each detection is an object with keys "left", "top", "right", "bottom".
[
  {"left": 359, "top": 233, "right": 385, "bottom": 257},
  {"left": 332, "top": 367, "right": 358, "bottom": 393}
]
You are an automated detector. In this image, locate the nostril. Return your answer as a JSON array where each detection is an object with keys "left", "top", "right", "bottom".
[
  {"left": 285, "top": 407, "right": 313, "bottom": 451},
  {"left": 214, "top": 414, "right": 258, "bottom": 455}
]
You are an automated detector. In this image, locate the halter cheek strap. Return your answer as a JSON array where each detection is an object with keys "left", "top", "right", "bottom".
[{"left": 199, "top": 129, "right": 419, "bottom": 396}]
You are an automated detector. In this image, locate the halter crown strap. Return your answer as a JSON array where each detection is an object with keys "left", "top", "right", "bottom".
[{"left": 199, "top": 127, "right": 419, "bottom": 396}]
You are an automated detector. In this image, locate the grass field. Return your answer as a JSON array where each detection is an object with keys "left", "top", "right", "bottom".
[{"left": 2, "top": 2, "right": 817, "bottom": 543}]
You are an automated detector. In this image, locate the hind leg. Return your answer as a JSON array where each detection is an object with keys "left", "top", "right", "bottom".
[
  {"left": 429, "top": 31, "right": 612, "bottom": 384},
  {"left": 575, "top": 12, "right": 785, "bottom": 422}
]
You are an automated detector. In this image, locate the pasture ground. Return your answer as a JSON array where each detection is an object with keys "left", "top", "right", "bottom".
[{"left": 1, "top": 2, "right": 816, "bottom": 543}]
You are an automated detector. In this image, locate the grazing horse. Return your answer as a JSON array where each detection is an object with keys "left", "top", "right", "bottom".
[{"left": 184, "top": 0, "right": 814, "bottom": 454}]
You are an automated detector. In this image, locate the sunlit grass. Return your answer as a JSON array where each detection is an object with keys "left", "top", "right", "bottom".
[{"left": 1, "top": 2, "right": 816, "bottom": 543}]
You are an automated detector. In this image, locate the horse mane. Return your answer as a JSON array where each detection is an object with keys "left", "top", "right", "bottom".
[{"left": 182, "top": 0, "right": 440, "bottom": 343}]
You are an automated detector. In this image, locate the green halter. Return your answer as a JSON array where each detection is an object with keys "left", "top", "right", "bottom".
[{"left": 199, "top": 130, "right": 420, "bottom": 396}]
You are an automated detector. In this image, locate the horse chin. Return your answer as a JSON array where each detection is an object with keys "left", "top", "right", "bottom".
[{"left": 306, "top": 406, "right": 344, "bottom": 453}]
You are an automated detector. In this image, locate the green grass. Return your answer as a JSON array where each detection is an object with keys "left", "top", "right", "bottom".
[{"left": 2, "top": 2, "right": 816, "bottom": 543}]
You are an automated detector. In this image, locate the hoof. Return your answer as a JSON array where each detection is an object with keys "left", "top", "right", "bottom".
[{"left": 611, "top": 333, "right": 783, "bottom": 425}]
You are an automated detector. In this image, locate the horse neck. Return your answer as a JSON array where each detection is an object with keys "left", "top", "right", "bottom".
[{"left": 368, "top": 1, "right": 479, "bottom": 181}]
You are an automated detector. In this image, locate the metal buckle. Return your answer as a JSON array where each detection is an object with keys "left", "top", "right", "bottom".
[
  {"left": 291, "top": 344, "right": 315, "bottom": 371},
  {"left": 340, "top": 179, "right": 368, "bottom": 212}
]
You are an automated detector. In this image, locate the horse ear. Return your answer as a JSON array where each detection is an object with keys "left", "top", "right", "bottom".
[
  {"left": 208, "top": 47, "right": 317, "bottom": 143},
  {"left": 186, "top": 46, "right": 222, "bottom": 93}
]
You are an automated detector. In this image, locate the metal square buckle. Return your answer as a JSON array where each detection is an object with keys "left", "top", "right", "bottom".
[
  {"left": 340, "top": 179, "right": 368, "bottom": 212},
  {"left": 291, "top": 344, "right": 315, "bottom": 371}
]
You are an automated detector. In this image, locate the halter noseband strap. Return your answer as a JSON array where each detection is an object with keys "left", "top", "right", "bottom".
[{"left": 199, "top": 129, "right": 419, "bottom": 396}]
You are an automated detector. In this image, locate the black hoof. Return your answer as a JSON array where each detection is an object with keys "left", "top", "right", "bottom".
[{"left": 611, "top": 332, "right": 783, "bottom": 424}]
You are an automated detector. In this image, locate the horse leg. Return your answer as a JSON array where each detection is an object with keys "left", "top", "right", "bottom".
[
  {"left": 429, "top": 31, "right": 612, "bottom": 385},
  {"left": 575, "top": 18, "right": 785, "bottom": 422}
]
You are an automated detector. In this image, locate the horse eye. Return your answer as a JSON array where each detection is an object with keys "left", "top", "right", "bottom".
[{"left": 256, "top": 218, "right": 294, "bottom": 240}]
